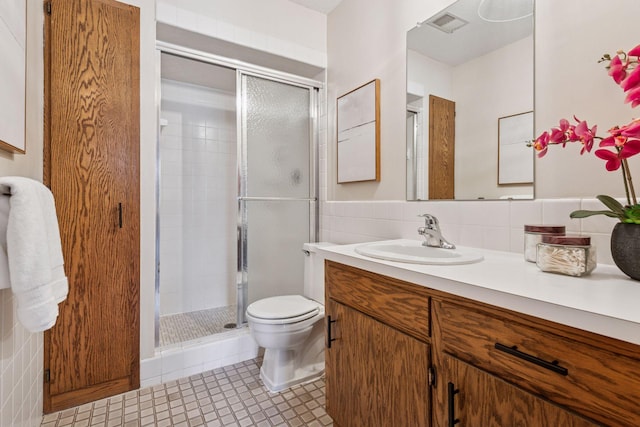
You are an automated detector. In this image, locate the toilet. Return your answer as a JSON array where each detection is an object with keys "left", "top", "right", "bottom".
[{"left": 246, "top": 242, "right": 331, "bottom": 392}]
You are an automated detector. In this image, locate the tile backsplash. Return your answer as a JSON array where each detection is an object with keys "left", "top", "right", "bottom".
[{"left": 320, "top": 198, "right": 619, "bottom": 266}]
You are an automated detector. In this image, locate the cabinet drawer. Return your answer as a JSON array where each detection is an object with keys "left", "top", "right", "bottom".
[
  {"left": 325, "top": 261, "right": 430, "bottom": 341},
  {"left": 435, "top": 300, "right": 640, "bottom": 426}
]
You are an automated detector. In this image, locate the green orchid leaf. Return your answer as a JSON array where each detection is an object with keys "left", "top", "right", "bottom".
[
  {"left": 570, "top": 209, "right": 621, "bottom": 219},
  {"left": 596, "top": 195, "right": 625, "bottom": 214},
  {"left": 623, "top": 204, "right": 640, "bottom": 222}
]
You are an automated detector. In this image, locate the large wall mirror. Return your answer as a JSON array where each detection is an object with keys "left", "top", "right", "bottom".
[{"left": 406, "top": 0, "right": 534, "bottom": 200}]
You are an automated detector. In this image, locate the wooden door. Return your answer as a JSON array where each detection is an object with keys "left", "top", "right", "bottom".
[
  {"left": 326, "top": 299, "right": 430, "bottom": 426},
  {"left": 428, "top": 95, "right": 455, "bottom": 199},
  {"left": 43, "top": 0, "right": 140, "bottom": 413},
  {"left": 441, "top": 354, "right": 598, "bottom": 427}
]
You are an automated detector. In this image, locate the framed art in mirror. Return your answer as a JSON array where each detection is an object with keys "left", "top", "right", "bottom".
[
  {"left": 0, "top": 0, "right": 26, "bottom": 154},
  {"left": 497, "top": 111, "right": 533, "bottom": 185},
  {"left": 337, "top": 79, "right": 380, "bottom": 183}
]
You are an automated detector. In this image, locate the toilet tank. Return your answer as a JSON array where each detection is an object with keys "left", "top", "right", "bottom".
[{"left": 303, "top": 242, "right": 333, "bottom": 304}]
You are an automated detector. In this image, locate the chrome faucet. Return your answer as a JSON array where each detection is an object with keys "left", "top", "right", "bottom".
[{"left": 418, "top": 214, "right": 455, "bottom": 249}]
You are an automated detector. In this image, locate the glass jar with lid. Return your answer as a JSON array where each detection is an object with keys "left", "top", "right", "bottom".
[
  {"left": 536, "top": 235, "right": 596, "bottom": 277},
  {"left": 524, "top": 225, "right": 565, "bottom": 263}
]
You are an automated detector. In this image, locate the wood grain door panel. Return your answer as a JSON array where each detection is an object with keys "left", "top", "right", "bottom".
[
  {"left": 428, "top": 95, "right": 455, "bottom": 199},
  {"left": 326, "top": 299, "right": 430, "bottom": 426},
  {"left": 441, "top": 354, "right": 599, "bottom": 427},
  {"left": 44, "top": 0, "right": 140, "bottom": 412}
]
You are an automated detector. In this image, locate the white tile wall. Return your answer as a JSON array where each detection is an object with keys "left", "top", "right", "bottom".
[
  {"left": 320, "top": 198, "right": 620, "bottom": 266},
  {"left": 159, "top": 79, "right": 237, "bottom": 316},
  {"left": 0, "top": 289, "right": 43, "bottom": 427}
]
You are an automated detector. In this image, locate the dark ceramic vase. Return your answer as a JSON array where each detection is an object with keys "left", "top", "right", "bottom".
[{"left": 610, "top": 223, "right": 640, "bottom": 281}]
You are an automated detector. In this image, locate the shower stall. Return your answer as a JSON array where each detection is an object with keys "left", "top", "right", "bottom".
[{"left": 155, "top": 45, "right": 319, "bottom": 348}]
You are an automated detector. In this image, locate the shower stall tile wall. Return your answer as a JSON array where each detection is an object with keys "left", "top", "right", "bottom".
[{"left": 159, "top": 79, "right": 237, "bottom": 317}]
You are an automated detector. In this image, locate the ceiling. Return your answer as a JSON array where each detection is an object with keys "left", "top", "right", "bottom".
[
  {"left": 407, "top": 0, "right": 533, "bottom": 66},
  {"left": 287, "top": 0, "right": 343, "bottom": 14}
]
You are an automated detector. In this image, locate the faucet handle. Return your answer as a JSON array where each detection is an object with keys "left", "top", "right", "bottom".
[{"left": 418, "top": 213, "right": 440, "bottom": 229}]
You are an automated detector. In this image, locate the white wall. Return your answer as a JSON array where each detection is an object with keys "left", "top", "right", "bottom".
[
  {"left": 159, "top": 79, "right": 237, "bottom": 316},
  {"left": 156, "top": 0, "right": 327, "bottom": 68}
]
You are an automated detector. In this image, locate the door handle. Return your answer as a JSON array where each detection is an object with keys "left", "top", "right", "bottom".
[
  {"left": 494, "top": 343, "right": 568, "bottom": 376},
  {"left": 327, "top": 316, "right": 337, "bottom": 348},
  {"left": 448, "top": 382, "right": 460, "bottom": 427},
  {"left": 118, "top": 203, "right": 123, "bottom": 228}
]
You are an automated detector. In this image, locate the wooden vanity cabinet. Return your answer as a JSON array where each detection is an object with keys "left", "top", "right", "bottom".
[
  {"left": 432, "top": 299, "right": 640, "bottom": 426},
  {"left": 325, "top": 261, "right": 640, "bottom": 427},
  {"left": 325, "top": 261, "right": 432, "bottom": 427}
]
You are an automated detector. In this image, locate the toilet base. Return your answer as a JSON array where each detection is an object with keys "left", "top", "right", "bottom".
[
  {"left": 257, "top": 319, "right": 326, "bottom": 393},
  {"left": 260, "top": 361, "right": 325, "bottom": 393}
]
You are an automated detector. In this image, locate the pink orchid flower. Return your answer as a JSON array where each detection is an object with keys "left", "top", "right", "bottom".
[
  {"left": 533, "top": 131, "right": 549, "bottom": 157},
  {"left": 549, "top": 127, "right": 566, "bottom": 144},
  {"left": 621, "top": 66, "right": 640, "bottom": 92},
  {"left": 621, "top": 119, "right": 640, "bottom": 138},
  {"left": 595, "top": 148, "right": 623, "bottom": 171},
  {"left": 609, "top": 55, "right": 628, "bottom": 84},
  {"left": 628, "top": 44, "right": 640, "bottom": 57},
  {"left": 573, "top": 119, "right": 597, "bottom": 153},
  {"left": 625, "top": 86, "right": 640, "bottom": 108},
  {"left": 595, "top": 139, "right": 640, "bottom": 171}
]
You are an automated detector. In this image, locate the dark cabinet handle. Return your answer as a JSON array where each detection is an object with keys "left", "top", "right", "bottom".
[
  {"left": 448, "top": 382, "right": 460, "bottom": 427},
  {"left": 494, "top": 343, "right": 568, "bottom": 376},
  {"left": 118, "top": 203, "right": 123, "bottom": 228},
  {"left": 327, "top": 316, "right": 337, "bottom": 348}
]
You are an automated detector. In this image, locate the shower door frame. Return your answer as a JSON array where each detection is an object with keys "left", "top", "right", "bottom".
[
  {"left": 154, "top": 42, "right": 321, "bottom": 346},
  {"left": 236, "top": 71, "right": 319, "bottom": 326}
]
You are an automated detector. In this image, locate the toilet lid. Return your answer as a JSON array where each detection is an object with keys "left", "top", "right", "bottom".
[{"left": 247, "top": 295, "right": 319, "bottom": 320}]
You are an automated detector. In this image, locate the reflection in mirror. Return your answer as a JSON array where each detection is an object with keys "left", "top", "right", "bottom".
[
  {"left": 406, "top": 109, "right": 419, "bottom": 199},
  {"left": 406, "top": 0, "right": 534, "bottom": 200}
]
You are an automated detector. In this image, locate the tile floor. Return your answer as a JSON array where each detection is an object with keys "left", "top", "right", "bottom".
[
  {"left": 40, "top": 358, "right": 333, "bottom": 427},
  {"left": 159, "top": 306, "right": 237, "bottom": 347}
]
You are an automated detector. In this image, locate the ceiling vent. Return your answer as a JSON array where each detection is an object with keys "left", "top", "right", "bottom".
[{"left": 426, "top": 12, "right": 468, "bottom": 34}]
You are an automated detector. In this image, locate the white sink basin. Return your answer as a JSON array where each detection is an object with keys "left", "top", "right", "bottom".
[{"left": 355, "top": 241, "right": 484, "bottom": 265}]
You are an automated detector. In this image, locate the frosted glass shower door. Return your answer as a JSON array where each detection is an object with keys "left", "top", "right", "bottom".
[{"left": 238, "top": 73, "right": 317, "bottom": 319}]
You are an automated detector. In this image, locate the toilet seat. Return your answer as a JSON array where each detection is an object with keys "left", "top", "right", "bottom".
[{"left": 246, "top": 295, "right": 320, "bottom": 325}]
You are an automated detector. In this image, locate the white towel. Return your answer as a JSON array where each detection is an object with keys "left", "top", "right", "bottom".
[
  {"left": 0, "top": 176, "right": 69, "bottom": 333},
  {"left": 0, "top": 193, "right": 10, "bottom": 290}
]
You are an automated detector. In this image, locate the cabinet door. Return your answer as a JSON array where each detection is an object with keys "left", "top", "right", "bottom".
[
  {"left": 442, "top": 354, "right": 599, "bottom": 427},
  {"left": 326, "top": 299, "right": 430, "bottom": 427},
  {"left": 44, "top": 0, "right": 140, "bottom": 413}
]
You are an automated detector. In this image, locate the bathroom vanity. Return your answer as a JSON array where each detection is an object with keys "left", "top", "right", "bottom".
[{"left": 319, "top": 241, "right": 640, "bottom": 426}]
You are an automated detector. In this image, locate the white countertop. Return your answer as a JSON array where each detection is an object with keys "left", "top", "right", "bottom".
[{"left": 317, "top": 239, "right": 640, "bottom": 346}]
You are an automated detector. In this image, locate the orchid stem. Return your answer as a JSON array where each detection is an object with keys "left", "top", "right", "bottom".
[{"left": 622, "top": 158, "right": 637, "bottom": 205}]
